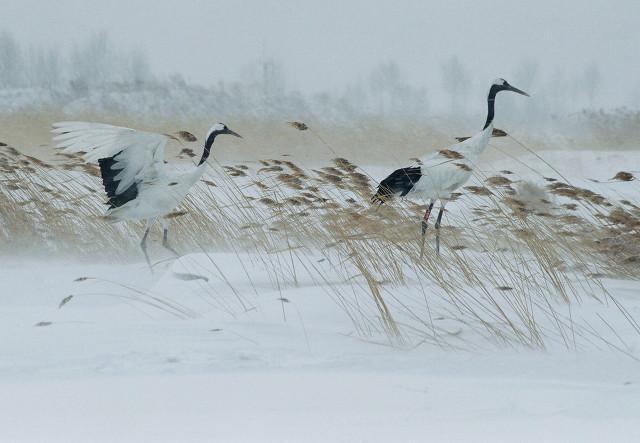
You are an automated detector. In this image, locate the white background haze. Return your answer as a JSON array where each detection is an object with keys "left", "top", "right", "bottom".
[{"left": 2, "top": 0, "right": 639, "bottom": 111}]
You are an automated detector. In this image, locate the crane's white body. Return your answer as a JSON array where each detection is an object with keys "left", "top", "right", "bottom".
[
  {"left": 108, "top": 170, "right": 202, "bottom": 221},
  {"left": 410, "top": 122, "right": 493, "bottom": 202},
  {"left": 52, "top": 122, "right": 207, "bottom": 222}
]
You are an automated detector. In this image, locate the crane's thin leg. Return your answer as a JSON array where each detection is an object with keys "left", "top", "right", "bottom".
[
  {"left": 420, "top": 200, "right": 434, "bottom": 258},
  {"left": 434, "top": 205, "right": 446, "bottom": 255},
  {"left": 140, "top": 219, "right": 154, "bottom": 271},
  {"left": 160, "top": 218, "right": 179, "bottom": 257}
]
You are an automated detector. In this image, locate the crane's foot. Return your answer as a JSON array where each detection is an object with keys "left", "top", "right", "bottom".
[
  {"left": 419, "top": 202, "right": 434, "bottom": 259},
  {"left": 163, "top": 229, "right": 180, "bottom": 258},
  {"left": 140, "top": 226, "right": 153, "bottom": 273},
  {"left": 141, "top": 244, "right": 153, "bottom": 272},
  {"left": 163, "top": 242, "right": 180, "bottom": 258},
  {"left": 420, "top": 222, "right": 428, "bottom": 258},
  {"left": 434, "top": 206, "right": 445, "bottom": 256}
]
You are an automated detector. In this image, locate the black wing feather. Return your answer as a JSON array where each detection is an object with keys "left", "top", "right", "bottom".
[
  {"left": 98, "top": 151, "right": 139, "bottom": 209},
  {"left": 372, "top": 167, "right": 422, "bottom": 204}
]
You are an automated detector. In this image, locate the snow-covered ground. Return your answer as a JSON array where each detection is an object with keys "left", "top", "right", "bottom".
[
  {"left": 2, "top": 148, "right": 639, "bottom": 442},
  {"left": 2, "top": 255, "right": 640, "bottom": 443}
]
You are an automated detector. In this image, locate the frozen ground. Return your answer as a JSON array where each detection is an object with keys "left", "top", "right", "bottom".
[{"left": 1, "top": 148, "right": 639, "bottom": 442}]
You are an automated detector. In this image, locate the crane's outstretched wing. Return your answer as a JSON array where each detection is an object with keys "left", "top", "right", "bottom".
[{"left": 52, "top": 122, "right": 169, "bottom": 208}]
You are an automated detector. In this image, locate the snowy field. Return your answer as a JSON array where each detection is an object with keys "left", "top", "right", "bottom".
[
  {"left": 1, "top": 145, "right": 639, "bottom": 442},
  {"left": 2, "top": 258, "right": 640, "bottom": 442},
  {"left": 3, "top": 1, "right": 640, "bottom": 440}
]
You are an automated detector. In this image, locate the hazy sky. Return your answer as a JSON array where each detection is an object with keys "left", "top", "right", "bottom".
[{"left": 3, "top": 0, "right": 639, "bottom": 107}]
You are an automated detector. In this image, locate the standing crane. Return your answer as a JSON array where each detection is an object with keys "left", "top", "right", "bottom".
[
  {"left": 52, "top": 122, "right": 242, "bottom": 268},
  {"left": 372, "top": 78, "right": 529, "bottom": 255}
]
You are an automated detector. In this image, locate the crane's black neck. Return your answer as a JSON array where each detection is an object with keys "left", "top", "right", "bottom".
[
  {"left": 198, "top": 131, "right": 219, "bottom": 166},
  {"left": 483, "top": 85, "right": 500, "bottom": 130}
]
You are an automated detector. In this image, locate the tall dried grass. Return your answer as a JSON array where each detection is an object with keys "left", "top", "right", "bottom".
[{"left": 1, "top": 130, "right": 638, "bottom": 352}]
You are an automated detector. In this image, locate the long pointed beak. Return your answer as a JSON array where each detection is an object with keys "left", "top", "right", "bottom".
[
  {"left": 227, "top": 129, "right": 243, "bottom": 139},
  {"left": 508, "top": 85, "right": 530, "bottom": 97}
]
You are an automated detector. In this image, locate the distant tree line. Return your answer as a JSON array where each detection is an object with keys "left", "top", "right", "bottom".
[
  {"left": 0, "top": 30, "right": 609, "bottom": 121},
  {"left": 0, "top": 31, "right": 153, "bottom": 90}
]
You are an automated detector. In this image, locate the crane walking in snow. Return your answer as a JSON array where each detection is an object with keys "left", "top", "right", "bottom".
[
  {"left": 52, "top": 122, "right": 242, "bottom": 268},
  {"left": 372, "top": 78, "right": 529, "bottom": 256}
]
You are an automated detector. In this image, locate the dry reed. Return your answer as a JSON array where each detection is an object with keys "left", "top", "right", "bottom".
[{"left": 1, "top": 135, "right": 639, "bottom": 352}]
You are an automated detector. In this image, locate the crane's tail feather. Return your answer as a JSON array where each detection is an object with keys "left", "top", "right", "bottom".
[
  {"left": 98, "top": 152, "right": 139, "bottom": 209},
  {"left": 371, "top": 185, "right": 393, "bottom": 205},
  {"left": 371, "top": 167, "right": 422, "bottom": 205}
]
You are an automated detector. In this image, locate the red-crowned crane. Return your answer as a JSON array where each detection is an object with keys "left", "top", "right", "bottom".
[
  {"left": 52, "top": 122, "right": 241, "bottom": 268},
  {"left": 372, "top": 79, "right": 529, "bottom": 255}
]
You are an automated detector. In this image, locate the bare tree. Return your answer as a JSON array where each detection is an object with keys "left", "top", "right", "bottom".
[
  {"left": 26, "top": 47, "right": 61, "bottom": 88},
  {"left": 546, "top": 67, "right": 570, "bottom": 114},
  {"left": 129, "top": 49, "right": 152, "bottom": 85},
  {"left": 582, "top": 62, "right": 602, "bottom": 107},
  {"left": 261, "top": 57, "right": 285, "bottom": 98},
  {"left": 509, "top": 59, "right": 540, "bottom": 120},
  {"left": 0, "top": 32, "right": 24, "bottom": 88},
  {"left": 369, "top": 61, "right": 402, "bottom": 114},
  {"left": 441, "top": 55, "right": 470, "bottom": 114},
  {"left": 368, "top": 61, "right": 428, "bottom": 116},
  {"left": 70, "top": 31, "right": 114, "bottom": 88}
]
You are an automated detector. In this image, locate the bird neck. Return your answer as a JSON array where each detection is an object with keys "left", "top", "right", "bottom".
[
  {"left": 198, "top": 131, "right": 218, "bottom": 166},
  {"left": 483, "top": 85, "right": 499, "bottom": 130},
  {"left": 185, "top": 152, "right": 210, "bottom": 188}
]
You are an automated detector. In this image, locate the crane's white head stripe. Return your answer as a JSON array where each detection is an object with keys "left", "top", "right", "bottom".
[{"left": 206, "top": 123, "right": 226, "bottom": 141}]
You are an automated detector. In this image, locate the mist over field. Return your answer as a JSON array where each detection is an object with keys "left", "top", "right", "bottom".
[
  {"left": 1, "top": 0, "right": 640, "bottom": 159},
  {"left": 2, "top": 27, "right": 639, "bottom": 165}
]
